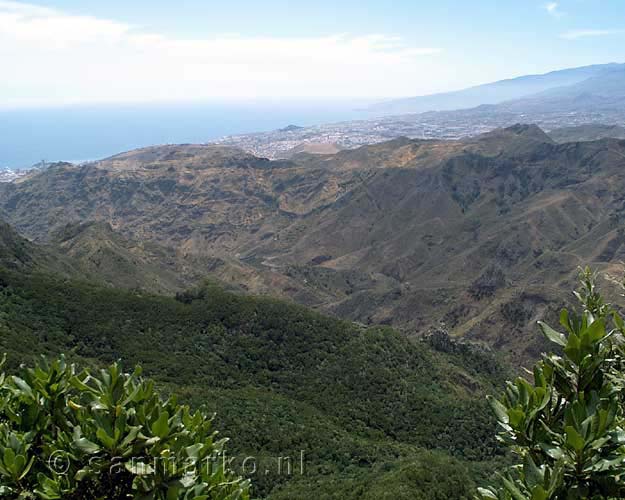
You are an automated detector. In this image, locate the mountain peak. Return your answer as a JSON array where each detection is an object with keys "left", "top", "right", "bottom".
[
  {"left": 504, "top": 123, "right": 553, "bottom": 141},
  {"left": 471, "top": 124, "right": 554, "bottom": 155}
]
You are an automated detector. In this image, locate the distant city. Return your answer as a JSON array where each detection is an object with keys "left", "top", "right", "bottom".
[
  {"left": 0, "top": 161, "right": 54, "bottom": 182},
  {"left": 211, "top": 106, "right": 625, "bottom": 159},
  {"left": 3, "top": 105, "right": 623, "bottom": 184}
]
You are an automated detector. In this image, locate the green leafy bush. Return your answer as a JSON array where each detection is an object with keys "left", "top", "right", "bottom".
[
  {"left": 478, "top": 268, "right": 625, "bottom": 499},
  {"left": 0, "top": 356, "right": 249, "bottom": 499}
]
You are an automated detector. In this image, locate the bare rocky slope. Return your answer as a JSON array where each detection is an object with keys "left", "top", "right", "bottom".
[{"left": 3, "top": 125, "right": 625, "bottom": 362}]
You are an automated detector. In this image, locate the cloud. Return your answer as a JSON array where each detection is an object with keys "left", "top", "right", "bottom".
[
  {"left": 0, "top": 1, "right": 443, "bottom": 106},
  {"left": 544, "top": 2, "right": 564, "bottom": 18},
  {"left": 559, "top": 29, "right": 623, "bottom": 40},
  {"left": 0, "top": 1, "right": 130, "bottom": 48}
]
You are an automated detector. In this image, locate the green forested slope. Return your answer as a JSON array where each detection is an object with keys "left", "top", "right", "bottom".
[{"left": 0, "top": 263, "right": 508, "bottom": 498}]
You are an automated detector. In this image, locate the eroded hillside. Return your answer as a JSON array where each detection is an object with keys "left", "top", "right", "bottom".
[{"left": 3, "top": 126, "right": 625, "bottom": 361}]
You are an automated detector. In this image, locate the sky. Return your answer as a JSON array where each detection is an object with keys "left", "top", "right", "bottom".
[{"left": 1, "top": 0, "right": 624, "bottom": 108}]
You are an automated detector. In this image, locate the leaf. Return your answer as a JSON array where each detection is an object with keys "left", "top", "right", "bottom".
[
  {"left": 585, "top": 456, "right": 623, "bottom": 472},
  {"left": 477, "top": 488, "right": 498, "bottom": 500},
  {"left": 67, "top": 400, "right": 84, "bottom": 411},
  {"left": 12, "top": 377, "right": 35, "bottom": 400},
  {"left": 119, "top": 426, "right": 141, "bottom": 450},
  {"left": 565, "top": 426, "right": 585, "bottom": 453},
  {"left": 501, "top": 476, "right": 528, "bottom": 500},
  {"left": 18, "top": 456, "right": 35, "bottom": 480},
  {"left": 523, "top": 454, "right": 543, "bottom": 488},
  {"left": 538, "top": 322, "right": 566, "bottom": 347},
  {"left": 540, "top": 443, "right": 565, "bottom": 460},
  {"left": 166, "top": 481, "right": 183, "bottom": 500},
  {"left": 613, "top": 311, "right": 624, "bottom": 332},
  {"left": 34, "top": 472, "right": 62, "bottom": 499},
  {"left": 564, "top": 333, "right": 581, "bottom": 365},
  {"left": 531, "top": 485, "right": 548, "bottom": 500},
  {"left": 75, "top": 467, "right": 94, "bottom": 481},
  {"left": 508, "top": 408, "right": 525, "bottom": 429},
  {"left": 70, "top": 376, "right": 98, "bottom": 394},
  {"left": 13, "top": 454, "right": 26, "bottom": 477},
  {"left": 125, "top": 461, "right": 155, "bottom": 475},
  {"left": 73, "top": 437, "right": 101, "bottom": 454},
  {"left": 3, "top": 448, "right": 15, "bottom": 469},
  {"left": 488, "top": 396, "right": 509, "bottom": 424},
  {"left": 151, "top": 411, "right": 170, "bottom": 439},
  {"left": 96, "top": 427, "right": 116, "bottom": 450},
  {"left": 583, "top": 318, "right": 605, "bottom": 345},
  {"left": 185, "top": 443, "right": 205, "bottom": 462}
]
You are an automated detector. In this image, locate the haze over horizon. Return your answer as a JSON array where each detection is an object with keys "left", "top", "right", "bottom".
[{"left": 2, "top": 0, "right": 625, "bottom": 108}]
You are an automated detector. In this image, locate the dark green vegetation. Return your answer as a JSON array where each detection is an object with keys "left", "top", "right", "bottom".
[
  {"left": 3, "top": 127, "right": 625, "bottom": 364},
  {"left": 479, "top": 270, "right": 625, "bottom": 499},
  {"left": 0, "top": 222, "right": 508, "bottom": 498},
  {"left": 0, "top": 356, "right": 249, "bottom": 499}
]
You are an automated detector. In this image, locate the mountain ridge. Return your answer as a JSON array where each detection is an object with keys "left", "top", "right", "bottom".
[
  {"left": 369, "top": 63, "right": 624, "bottom": 114},
  {"left": 548, "top": 124, "right": 625, "bottom": 143},
  {"left": 3, "top": 126, "right": 625, "bottom": 363}
]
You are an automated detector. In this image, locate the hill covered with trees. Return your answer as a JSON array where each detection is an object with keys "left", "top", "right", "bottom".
[{"left": 0, "top": 221, "right": 508, "bottom": 498}]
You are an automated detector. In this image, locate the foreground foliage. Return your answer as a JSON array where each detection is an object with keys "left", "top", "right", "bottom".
[
  {"left": 0, "top": 356, "right": 249, "bottom": 499},
  {"left": 478, "top": 269, "right": 625, "bottom": 499}
]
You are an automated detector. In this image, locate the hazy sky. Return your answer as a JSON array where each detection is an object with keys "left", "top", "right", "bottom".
[{"left": 1, "top": 0, "right": 624, "bottom": 107}]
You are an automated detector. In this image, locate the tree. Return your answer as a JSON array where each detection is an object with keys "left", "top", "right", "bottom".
[
  {"left": 0, "top": 356, "right": 250, "bottom": 499},
  {"left": 478, "top": 268, "right": 625, "bottom": 500}
]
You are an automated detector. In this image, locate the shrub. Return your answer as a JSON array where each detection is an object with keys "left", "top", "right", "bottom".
[
  {"left": 478, "top": 268, "right": 625, "bottom": 499},
  {"left": 0, "top": 356, "right": 249, "bottom": 499}
]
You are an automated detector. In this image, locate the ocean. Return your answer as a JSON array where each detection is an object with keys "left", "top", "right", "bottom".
[{"left": 0, "top": 100, "right": 375, "bottom": 169}]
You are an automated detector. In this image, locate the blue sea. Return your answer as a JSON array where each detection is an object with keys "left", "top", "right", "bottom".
[{"left": 0, "top": 100, "right": 377, "bottom": 169}]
